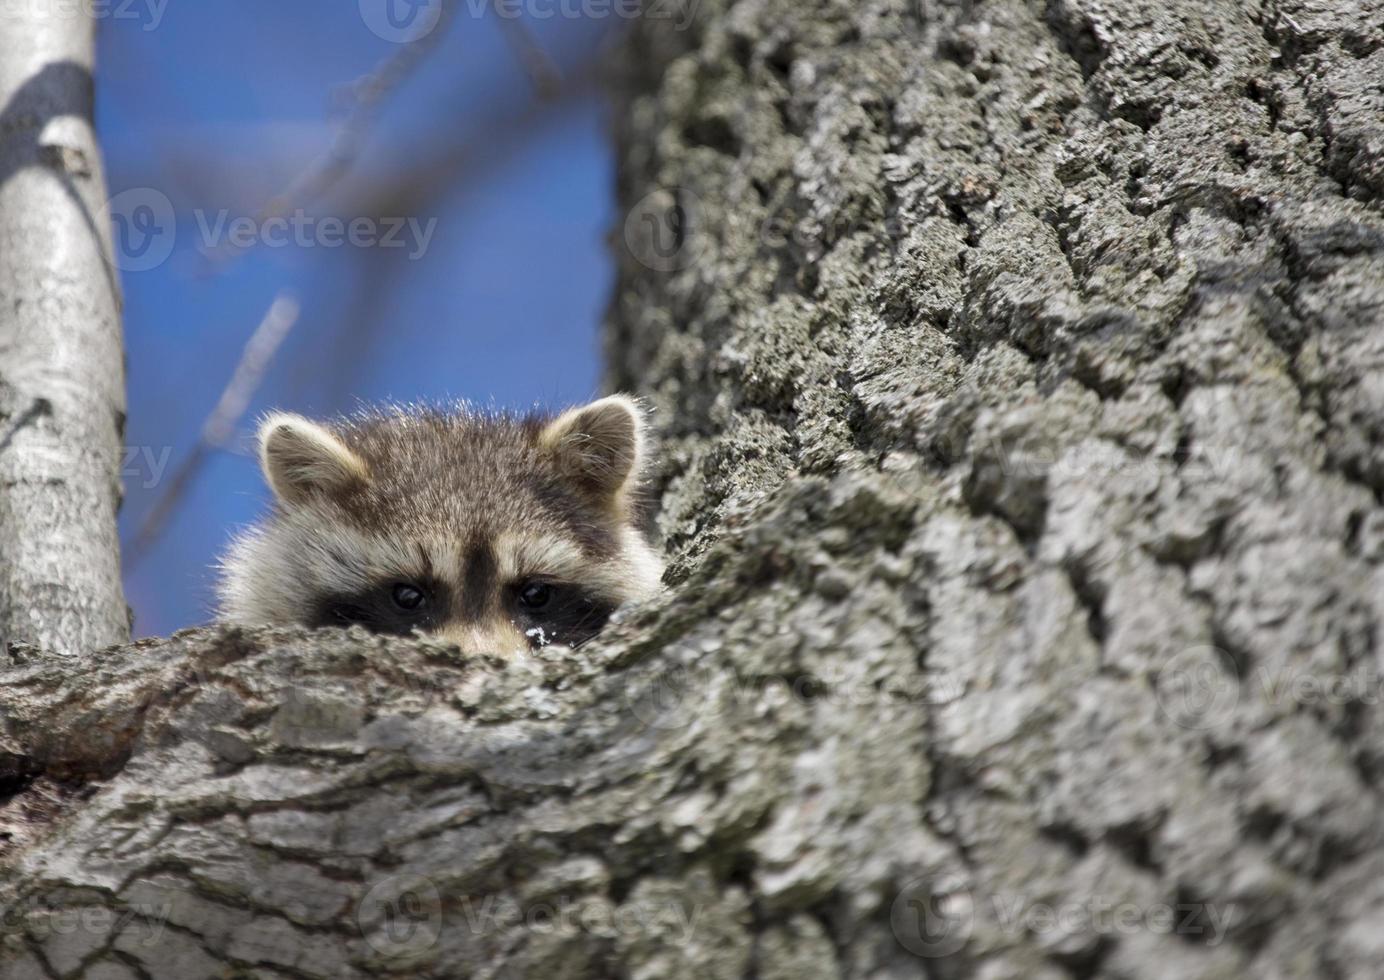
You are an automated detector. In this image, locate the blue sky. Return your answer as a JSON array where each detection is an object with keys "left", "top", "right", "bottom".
[{"left": 98, "top": 3, "right": 618, "bottom": 636}]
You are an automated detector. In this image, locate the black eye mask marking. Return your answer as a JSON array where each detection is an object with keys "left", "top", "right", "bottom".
[
  {"left": 307, "top": 572, "right": 617, "bottom": 650},
  {"left": 510, "top": 581, "right": 616, "bottom": 649},
  {"left": 310, "top": 577, "right": 451, "bottom": 636}
]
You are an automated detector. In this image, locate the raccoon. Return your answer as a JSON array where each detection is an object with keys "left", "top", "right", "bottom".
[{"left": 217, "top": 396, "right": 663, "bottom": 655}]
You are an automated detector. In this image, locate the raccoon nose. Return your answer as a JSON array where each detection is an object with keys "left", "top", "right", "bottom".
[{"left": 436, "top": 621, "right": 527, "bottom": 658}]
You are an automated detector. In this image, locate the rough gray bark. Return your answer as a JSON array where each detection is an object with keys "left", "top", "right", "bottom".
[
  {"left": 3, "top": 0, "right": 1384, "bottom": 977},
  {"left": 0, "top": 3, "right": 129, "bottom": 655}
]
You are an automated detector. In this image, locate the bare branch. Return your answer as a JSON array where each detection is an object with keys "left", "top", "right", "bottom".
[
  {"left": 199, "top": 3, "right": 459, "bottom": 270},
  {"left": 200, "top": 294, "right": 303, "bottom": 448},
  {"left": 321, "top": 67, "right": 600, "bottom": 410},
  {"left": 344, "top": 57, "right": 600, "bottom": 220},
  {"left": 126, "top": 293, "right": 301, "bottom": 567},
  {"left": 494, "top": 12, "right": 563, "bottom": 99}
]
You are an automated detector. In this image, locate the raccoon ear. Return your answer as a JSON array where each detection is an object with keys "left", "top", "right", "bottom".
[
  {"left": 538, "top": 395, "right": 647, "bottom": 503},
  {"left": 258, "top": 413, "right": 368, "bottom": 506}
]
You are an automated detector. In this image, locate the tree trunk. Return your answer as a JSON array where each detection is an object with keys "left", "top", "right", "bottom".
[
  {"left": 3, "top": 0, "right": 1384, "bottom": 977},
  {"left": 0, "top": 2, "right": 129, "bottom": 656}
]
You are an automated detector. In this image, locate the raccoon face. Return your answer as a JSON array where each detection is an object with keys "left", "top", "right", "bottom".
[{"left": 217, "top": 396, "right": 664, "bottom": 656}]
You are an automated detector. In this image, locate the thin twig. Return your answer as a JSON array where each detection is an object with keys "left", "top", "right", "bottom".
[
  {"left": 126, "top": 293, "right": 301, "bottom": 567},
  {"left": 493, "top": 12, "right": 562, "bottom": 99},
  {"left": 274, "top": 3, "right": 459, "bottom": 209},
  {"left": 341, "top": 55, "right": 600, "bottom": 219},
  {"left": 200, "top": 2, "right": 459, "bottom": 269},
  {"left": 321, "top": 65, "right": 600, "bottom": 408}
]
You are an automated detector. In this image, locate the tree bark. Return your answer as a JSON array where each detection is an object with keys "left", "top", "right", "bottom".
[
  {"left": 0, "top": 2, "right": 129, "bottom": 655},
  {"left": 3, "top": 0, "right": 1384, "bottom": 977}
]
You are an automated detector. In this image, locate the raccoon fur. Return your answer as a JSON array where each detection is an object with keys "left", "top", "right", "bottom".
[{"left": 217, "top": 395, "right": 663, "bottom": 655}]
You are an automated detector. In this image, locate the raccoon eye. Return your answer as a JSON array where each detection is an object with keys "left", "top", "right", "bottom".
[
  {"left": 391, "top": 583, "right": 426, "bottom": 611},
  {"left": 517, "top": 581, "right": 552, "bottom": 610}
]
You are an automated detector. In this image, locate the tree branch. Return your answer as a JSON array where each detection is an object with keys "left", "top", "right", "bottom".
[
  {"left": 198, "top": 1, "right": 460, "bottom": 272},
  {"left": 125, "top": 293, "right": 301, "bottom": 568},
  {"left": 0, "top": 6, "right": 128, "bottom": 654}
]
